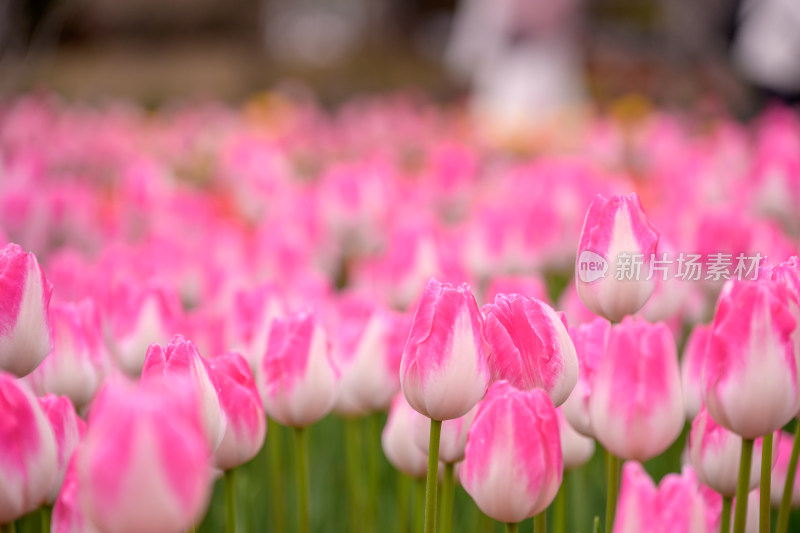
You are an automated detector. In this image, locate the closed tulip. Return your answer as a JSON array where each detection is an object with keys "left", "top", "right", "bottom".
[
  {"left": 562, "top": 317, "right": 610, "bottom": 437},
  {"left": 142, "top": 335, "right": 227, "bottom": 450},
  {"left": 77, "top": 378, "right": 212, "bottom": 533},
  {"left": 589, "top": 316, "right": 684, "bottom": 461},
  {"left": 209, "top": 352, "right": 267, "bottom": 471},
  {"left": 557, "top": 408, "right": 595, "bottom": 470},
  {"left": 460, "top": 381, "right": 562, "bottom": 523},
  {"left": 256, "top": 310, "right": 339, "bottom": 427},
  {"left": 400, "top": 278, "right": 489, "bottom": 421},
  {"left": 412, "top": 403, "right": 478, "bottom": 464},
  {"left": 681, "top": 324, "right": 712, "bottom": 420},
  {"left": 382, "top": 393, "right": 429, "bottom": 478},
  {"left": 39, "top": 394, "right": 86, "bottom": 504},
  {"left": 703, "top": 279, "right": 800, "bottom": 439},
  {"left": 0, "top": 243, "right": 53, "bottom": 377},
  {"left": 575, "top": 193, "right": 660, "bottom": 322},
  {"left": 0, "top": 372, "right": 57, "bottom": 524},
  {"left": 226, "top": 284, "right": 284, "bottom": 372},
  {"left": 482, "top": 293, "right": 578, "bottom": 406},
  {"left": 52, "top": 457, "right": 99, "bottom": 533}
]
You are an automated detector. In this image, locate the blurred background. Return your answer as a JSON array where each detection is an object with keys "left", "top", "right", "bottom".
[{"left": 2, "top": 0, "right": 798, "bottom": 115}]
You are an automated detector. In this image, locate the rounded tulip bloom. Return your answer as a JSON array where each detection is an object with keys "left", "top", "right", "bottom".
[
  {"left": 0, "top": 373, "right": 58, "bottom": 523},
  {"left": 382, "top": 394, "right": 429, "bottom": 478},
  {"left": 226, "top": 284, "right": 284, "bottom": 372},
  {"left": 27, "top": 300, "right": 111, "bottom": 410},
  {"left": 77, "top": 379, "right": 212, "bottom": 533},
  {"left": 209, "top": 352, "right": 267, "bottom": 471},
  {"left": 770, "top": 431, "right": 800, "bottom": 506},
  {"left": 39, "top": 394, "right": 86, "bottom": 504},
  {"left": 256, "top": 311, "right": 339, "bottom": 427},
  {"left": 460, "top": 381, "right": 562, "bottom": 523},
  {"left": 142, "top": 335, "right": 227, "bottom": 450},
  {"left": 562, "top": 317, "right": 610, "bottom": 437},
  {"left": 575, "top": 193, "right": 660, "bottom": 322},
  {"left": 688, "top": 408, "right": 768, "bottom": 497},
  {"left": 703, "top": 280, "right": 800, "bottom": 439},
  {"left": 400, "top": 278, "right": 489, "bottom": 421},
  {"left": 0, "top": 243, "right": 53, "bottom": 377},
  {"left": 52, "top": 457, "right": 100, "bottom": 533},
  {"left": 412, "top": 403, "right": 478, "bottom": 464},
  {"left": 681, "top": 324, "right": 712, "bottom": 420},
  {"left": 482, "top": 293, "right": 578, "bottom": 406},
  {"left": 557, "top": 408, "right": 595, "bottom": 470},
  {"left": 589, "top": 316, "right": 684, "bottom": 461}
]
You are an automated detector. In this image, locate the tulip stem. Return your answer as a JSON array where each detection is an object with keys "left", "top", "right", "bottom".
[
  {"left": 295, "top": 426, "right": 310, "bottom": 533},
  {"left": 0, "top": 522, "right": 15, "bottom": 533},
  {"left": 267, "top": 419, "right": 286, "bottom": 533},
  {"left": 505, "top": 523, "right": 519, "bottom": 533},
  {"left": 721, "top": 496, "right": 732, "bottom": 533},
  {"left": 367, "top": 414, "right": 381, "bottom": 530},
  {"left": 777, "top": 422, "right": 800, "bottom": 533},
  {"left": 40, "top": 506, "right": 51, "bottom": 533},
  {"left": 345, "top": 418, "right": 363, "bottom": 533},
  {"left": 440, "top": 462, "right": 454, "bottom": 533},
  {"left": 534, "top": 512, "right": 546, "bottom": 533},
  {"left": 397, "top": 473, "right": 410, "bottom": 533},
  {"left": 424, "top": 419, "right": 442, "bottom": 533},
  {"left": 605, "top": 451, "right": 620, "bottom": 533},
  {"left": 760, "top": 432, "right": 773, "bottom": 533},
  {"left": 224, "top": 469, "right": 236, "bottom": 533},
  {"left": 733, "top": 438, "right": 755, "bottom": 533},
  {"left": 553, "top": 474, "right": 567, "bottom": 533},
  {"left": 415, "top": 478, "right": 426, "bottom": 533}
]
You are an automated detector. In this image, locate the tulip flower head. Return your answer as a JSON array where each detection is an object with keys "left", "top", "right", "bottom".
[
  {"left": 575, "top": 193, "right": 659, "bottom": 322},
  {"left": 382, "top": 393, "right": 429, "bottom": 478},
  {"left": 412, "top": 403, "right": 478, "bottom": 464},
  {"left": 562, "top": 317, "right": 609, "bottom": 437},
  {"left": 681, "top": 324, "right": 712, "bottom": 420},
  {"left": 39, "top": 394, "right": 86, "bottom": 504},
  {"left": 400, "top": 278, "right": 489, "bottom": 421},
  {"left": 557, "top": 408, "right": 595, "bottom": 470}
]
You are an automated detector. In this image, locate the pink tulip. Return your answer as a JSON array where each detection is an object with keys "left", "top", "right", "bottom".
[
  {"left": 0, "top": 243, "right": 53, "bottom": 377},
  {"left": 52, "top": 457, "right": 99, "bottom": 533},
  {"left": 460, "top": 381, "right": 562, "bottom": 523},
  {"left": 681, "top": 324, "right": 712, "bottom": 420},
  {"left": 39, "top": 394, "right": 86, "bottom": 503},
  {"left": 400, "top": 278, "right": 489, "bottom": 421},
  {"left": 484, "top": 276, "right": 549, "bottom": 305},
  {"left": 575, "top": 193, "right": 660, "bottom": 322},
  {"left": 226, "top": 284, "right": 285, "bottom": 372},
  {"left": 703, "top": 279, "right": 800, "bottom": 438},
  {"left": 209, "top": 352, "right": 267, "bottom": 471},
  {"left": 0, "top": 372, "right": 57, "bottom": 523},
  {"left": 77, "top": 379, "right": 212, "bottom": 533},
  {"left": 557, "top": 408, "right": 595, "bottom": 470},
  {"left": 256, "top": 311, "right": 339, "bottom": 427},
  {"left": 412, "top": 403, "right": 478, "bottom": 464},
  {"left": 589, "top": 316, "right": 684, "bottom": 461},
  {"left": 382, "top": 394, "right": 429, "bottom": 478},
  {"left": 562, "top": 317, "right": 610, "bottom": 437},
  {"left": 614, "top": 462, "right": 714, "bottom": 533},
  {"left": 27, "top": 300, "right": 111, "bottom": 410},
  {"left": 142, "top": 335, "right": 227, "bottom": 449},
  {"left": 770, "top": 430, "right": 800, "bottom": 506},
  {"left": 688, "top": 407, "right": 769, "bottom": 497},
  {"left": 482, "top": 293, "right": 578, "bottom": 406}
]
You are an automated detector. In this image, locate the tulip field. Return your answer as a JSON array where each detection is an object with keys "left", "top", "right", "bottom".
[{"left": 4, "top": 93, "right": 800, "bottom": 533}]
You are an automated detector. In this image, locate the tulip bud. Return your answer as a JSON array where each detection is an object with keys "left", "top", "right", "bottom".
[
  {"left": 400, "top": 278, "right": 489, "bottom": 421},
  {"left": 52, "top": 457, "right": 100, "bottom": 533},
  {"left": 226, "top": 284, "right": 284, "bottom": 372},
  {"left": 688, "top": 408, "right": 769, "bottom": 497},
  {"left": 142, "top": 335, "right": 227, "bottom": 450},
  {"left": 681, "top": 324, "right": 711, "bottom": 420},
  {"left": 382, "top": 394, "right": 429, "bottom": 478},
  {"left": 412, "top": 403, "right": 478, "bottom": 464},
  {"left": 0, "top": 372, "right": 57, "bottom": 523},
  {"left": 770, "top": 430, "right": 800, "bottom": 507},
  {"left": 209, "top": 352, "right": 267, "bottom": 471},
  {"left": 575, "top": 193, "right": 659, "bottom": 322},
  {"left": 562, "top": 317, "right": 609, "bottom": 437},
  {"left": 557, "top": 408, "right": 595, "bottom": 470},
  {"left": 703, "top": 280, "right": 800, "bottom": 438},
  {"left": 460, "top": 381, "right": 562, "bottom": 523},
  {"left": 256, "top": 311, "right": 339, "bottom": 427},
  {"left": 39, "top": 394, "right": 86, "bottom": 504},
  {"left": 28, "top": 300, "right": 111, "bottom": 410},
  {"left": 0, "top": 243, "right": 53, "bottom": 377},
  {"left": 589, "top": 317, "right": 684, "bottom": 461},
  {"left": 77, "top": 379, "right": 212, "bottom": 533},
  {"left": 482, "top": 293, "right": 578, "bottom": 406}
]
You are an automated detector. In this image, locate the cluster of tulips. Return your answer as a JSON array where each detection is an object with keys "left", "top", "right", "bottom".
[{"left": 1, "top": 93, "right": 800, "bottom": 533}]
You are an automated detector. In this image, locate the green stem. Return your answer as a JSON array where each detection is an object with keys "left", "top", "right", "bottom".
[
  {"left": 424, "top": 419, "right": 442, "bottom": 533},
  {"left": 534, "top": 512, "right": 546, "bottom": 533},
  {"left": 345, "top": 418, "right": 364, "bottom": 533},
  {"left": 553, "top": 474, "right": 567, "bottom": 533},
  {"left": 1, "top": 522, "right": 15, "bottom": 533},
  {"left": 41, "top": 506, "right": 51, "bottom": 533},
  {"left": 505, "top": 523, "right": 519, "bottom": 533},
  {"left": 760, "top": 432, "right": 773, "bottom": 533},
  {"left": 295, "top": 426, "right": 310, "bottom": 533},
  {"left": 367, "top": 414, "right": 381, "bottom": 531},
  {"left": 605, "top": 451, "right": 620, "bottom": 533},
  {"left": 721, "top": 496, "right": 732, "bottom": 533},
  {"left": 397, "top": 473, "right": 410, "bottom": 533},
  {"left": 267, "top": 419, "right": 285, "bottom": 533},
  {"left": 224, "top": 469, "right": 236, "bottom": 533},
  {"left": 415, "top": 479, "right": 426, "bottom": 533},
  {"left": 777, "top": 422, "right": 800, "bottom": 533},
  {"left": 440, "top": 462, "right": 455, "bottom": 533},
  {"left": 733, "top": 438, "right": 755, "bottom": 533}
]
